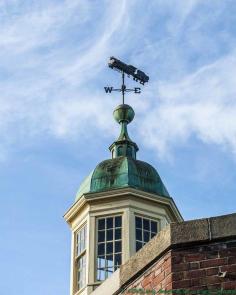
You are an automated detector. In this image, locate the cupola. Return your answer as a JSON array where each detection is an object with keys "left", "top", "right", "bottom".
[{"left": 64, "top": 57, "right": 183, "bottom": 295}]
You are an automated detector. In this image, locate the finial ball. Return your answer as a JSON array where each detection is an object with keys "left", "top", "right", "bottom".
[{"left": 113, "top": 104, "right": 135, "bottom": 124}]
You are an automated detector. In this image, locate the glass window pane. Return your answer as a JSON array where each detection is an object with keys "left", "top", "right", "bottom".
[
  {"left": 106, "top": 217, "right": 113, "bottom": 229},
  {"left": 97, "top": 256, "right": 105, "bottom": 268},
  {"left": 80, "top": 240, "right": 84, "bottom": 252},
  {"left": 98, "top": 231, "right": 105, "bottom": 242},
  {"left": 151, "top": 232, "right": 156, "bottom": 238},
  {"left": 106, "top": 255, "right": 113, "bottom": 268},
  {"left": 151, "top": 221, "right": 157, "bottom": 233},
  {"left": 77, "top": 254, "right": 86, "bottom": 290},
  {"left": 115, "top": 241, "right": 121, "bottom": 253},
  {"left": 77, "top": 231, "right": 80, "bottom": 243},
  {"left": 143, "top": 218, "right": 150, "bottom": 231},
  {"left": 98, "top": 219, "right": 105, "bottom": 230},
  {"left": 107, "top": 269, "right": 113, "bottom": 278},
  {"left": 98, "top": 243, "right": 105, "bottom": 255},
  {"left": 76, "top": 224, "right": 87, "bottom": 256},
  {"left": 81, "top": 228, "right": 84, "bottom": 241},
  {"left": 97, "top": 269, "right": 105, "bottom": 281},
  {"left": 77, "top": 243, "right": 80, "bottom": 255},
  {"left": 135, "top": 217, "right": 142, "bottom": 229},
  {"left": 115, "top": 253, "right": 121, "bottom": 267},
  {"left": 96, "top": 215, "right": 122, "bottom": 281},
  {"left": 144, "top": 230, "right": 150, "bottom": 242},
  {"left": 84, "top": 225, "right": 87, "bottom": 245},
  {"left": 107, "top": 229, "right": 113, "bottom": 241},
  {"left": 136, "top": 241, "right": 143, "bottom": 251},
  {"left": 115, "top": 228, "right": 121, "bottom": 240},
  {"left": 79, "top": 257, "right": 83, "bottom": 268},
  {"left": 136, "top": 228, "right": 142, "bottom": 241},
  {"left": 115, "top": 216, "right": 122, "bottom": 227},
  {"left": 151, "top": 233, "right": 156, "bottom": 239},
  {"left": 106, "top": 242, "right": 113, "bottom": 254}
]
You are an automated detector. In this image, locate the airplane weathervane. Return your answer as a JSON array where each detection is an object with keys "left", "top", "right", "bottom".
[{"left": 104, "top": 57, "right": 149, "bottom": 104}]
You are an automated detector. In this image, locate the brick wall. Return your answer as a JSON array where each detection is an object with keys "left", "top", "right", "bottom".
[{"left": 123, "top": 240, "right": 236, "bottom": 293}]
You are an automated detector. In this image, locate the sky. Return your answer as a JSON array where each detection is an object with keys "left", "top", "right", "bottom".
[{"left": 1, "top": 0, "right": 236, "bottom": 294}]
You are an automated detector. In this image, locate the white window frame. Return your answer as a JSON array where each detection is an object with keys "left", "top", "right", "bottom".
[
  {"left": 96, "top": 215, "right": 122, "bottom": 281},
  {"left": 135, "top": 214, "right": 160, "bottom": 251},
  {"left": 74, "top": 223, "right": 87, "bottom": 292}
]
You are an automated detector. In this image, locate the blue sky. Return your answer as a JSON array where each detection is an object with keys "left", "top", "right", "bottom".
[{"left": 1, "top": 0, "right": 236, "bottom": 294}]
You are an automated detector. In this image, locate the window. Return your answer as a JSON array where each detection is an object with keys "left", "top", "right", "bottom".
[
  {"left": 96, "top": 216, "right": 122, "bottom": 281},
  {"left": 135, "top": 216, "right": 158, "bottom": 252},
  {"left": 127, "top": 146, "right": 133, "bottom": 158},
  {"left": 117, "top": 146, "right": 123, "bottom": 157},
  {"left": 75, "top": 224, "right": 87, "bottom": 291}
]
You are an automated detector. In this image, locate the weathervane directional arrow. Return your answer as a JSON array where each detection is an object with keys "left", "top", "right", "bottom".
[{"left": 104, "top": 57, "right": 149, "bottom": 104}]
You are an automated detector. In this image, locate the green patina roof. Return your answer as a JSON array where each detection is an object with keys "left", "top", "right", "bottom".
[
  {"left": 75, "top": 104, "right": 170, "bottom": 202},
  {"left": 75, "top": 156, "right": 170, "bottom": 201}
]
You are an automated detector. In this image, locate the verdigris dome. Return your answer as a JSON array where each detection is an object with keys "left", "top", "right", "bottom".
[
  {"left": 75, "top": 104, "right": 170, "bottom": 202},
  {"left": 75, "top": 156, "right": 169, "bottom": 201}
]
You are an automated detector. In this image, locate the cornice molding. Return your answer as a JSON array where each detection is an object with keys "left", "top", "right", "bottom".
[{"left": 64, "top": 187, "right": 183, "bottom": 225}]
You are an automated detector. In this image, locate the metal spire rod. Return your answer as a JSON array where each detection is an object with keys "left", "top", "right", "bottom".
[{"left": 122, "top": 71, "right": 125, "bottom": 104}]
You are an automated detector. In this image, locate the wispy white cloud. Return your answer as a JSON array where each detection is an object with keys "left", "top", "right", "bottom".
[
  {"left": 140, "top": 52, "right": 236, "bottom": 157},
  {"left": 0, "top": 0, "right": 90, "bottom": 53},
  {"left": 0, "top": 0, "right": 129, "bottom": 149},
  {"left": 0, "top": 0, "right": 236, "bottom": 161}
]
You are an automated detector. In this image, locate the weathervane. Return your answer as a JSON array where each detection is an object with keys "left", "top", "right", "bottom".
[{"left": 104, "top": 56, "right": 149, "bottom": 104}]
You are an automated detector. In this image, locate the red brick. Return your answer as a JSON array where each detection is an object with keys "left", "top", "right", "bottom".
[
  {"left": 185, "top": 269, "right": 206, "bottom": 279},
  {"left": 144, "top": 284, "right": 152, "bottom": 290},
  {"left": 165, "top": 282, "right": 172, "bottom": 290},
  {"left": 162, "top": 257, "right": 171, "bottom": 271},
  {"left": 189, "top": 262, "right": 199, "bottom": 270},
  {"left": 228, "top": 256, "right": 236, "bottom": 264},
  {"left": 123, "top": 241, "right": 236, "bottom": 295},
  {"left": 200, "top": 258, "right": 227, "bottom": 268},
  {"left": 205, "top": 275, "right": 223, "bottom": 285},
  {"left": 172, "top": 262, "right": 189, "bottom": 272},
  {"left": 141, "top": 273, "right": 153, "bottom": 288},
  {"left": 165, "top": 266, "right": 171, "bottom": 276},
  {"left": 165, "top": 251, "right": 172, "bottom": 259},
  {"left": 207, "top": 284, "right": 221, "bottom": 290},
  {"left": 221, "top": 264, "right": 236, "bottom": 272},
  {"left": 152, "top": 271, "right": 165, "bottom": 286},
  {"left": 172, "top": 279, "right": 191, "bottom": 289},
  {"left": 172, "top": 255, "right": 184, "bottom": 264},
  {"left": 154, "top": 267, "right": 162, "bottom": 277},
  {"left": 155, "top": 258, "right": 165, "bottom": 269},
  {"left": 145, "top": 269, "right": 152, "bottom": 277},
  {"left": 162, "top": 274, "right": 172, "bottom": 287},
  {"left": 190, "top": 277, "right": 201, "bottom": 286},
  {"left": 206, "top": 267, "right": 219, "bottom": 276},
  {"left": 222, "top": 281, "right": 236, "bottom": 289},
  {"left": 153, "top": 283, "right": 162, "bottom": 292},
  {"left": 185, "top": 253, "right": 205, "bottom": 262},
  {"left": 172, "top": 272, "right": 184, "bottom": 281},
  {"left": 219, "top": 248, "right": 236, "bottom": 257},
  {"left": 205, "top": 251, "right": 219, "bottom": 259},
  {"left": 190, "top": 285, "right": 208, "bottom": 291}
]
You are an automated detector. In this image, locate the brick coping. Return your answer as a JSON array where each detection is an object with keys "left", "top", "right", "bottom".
[{"left": 119, "top": 213, "right": 236, "bottom": 290}]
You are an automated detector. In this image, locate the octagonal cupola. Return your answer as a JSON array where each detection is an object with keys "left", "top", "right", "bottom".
[
  {"left": 75, "top": 104, "right": 170, "bottom": 201},
  {"left": 64, "top": 57, "right": 183, "bottom": 295}
]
